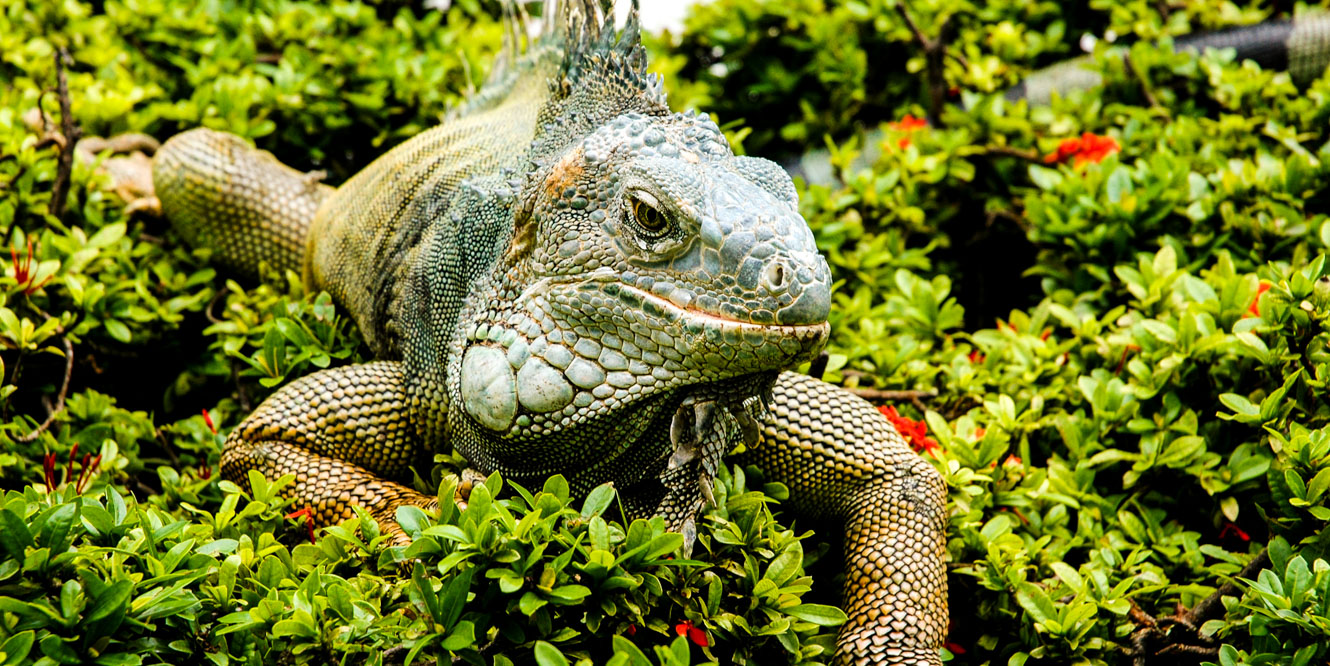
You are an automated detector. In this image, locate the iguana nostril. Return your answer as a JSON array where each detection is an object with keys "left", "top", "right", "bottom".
[{"left": 763, "top": 261, "right": 788, "bottom": 290}]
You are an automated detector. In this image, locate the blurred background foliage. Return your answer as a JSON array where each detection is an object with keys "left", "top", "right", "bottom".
[{"left": 3, "top": 0, "right": 1330, "bottom": 664}]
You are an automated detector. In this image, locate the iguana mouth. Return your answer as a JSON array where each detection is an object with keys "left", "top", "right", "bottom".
[{"left": 618, "top": 283, "right": 830, "bottom": 339}]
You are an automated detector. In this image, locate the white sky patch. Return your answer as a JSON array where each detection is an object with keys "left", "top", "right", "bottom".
[
  {"left": 424, "top": 1, "right": 711, "bottom": 36},
  {"left": 638, "top": 1, "right": 704, "bottom": 34}
]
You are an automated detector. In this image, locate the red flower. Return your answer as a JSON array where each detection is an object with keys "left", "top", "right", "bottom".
[
  {"left": 285, "top": 507, "right": 317, "bottom": 544},
  {"left": 624, "top": 624, "right": 637, "bottom": 637},
  {"left": 1044, "top": 132, "right": 1120, "bottom": 167},
  {"left": 674, "top": 620, "right": 709, "bottom": 647},
  {"left": 1219, "top": 522, "right": 1250, "bottom": 542},
  {"left": 202, "top": 408, "right": 217, "bottom": 434},
  {"left": 889, "top": 114, "right": 928, "bottom": 132},
  {"left": 967, "top": 349, "right": 985, "bottom": 364},
  {"left": 887, "top": 114, "right": 928, "bottom": 149},
  {"left": 1246, "top": 282, "right": 1271, "bottom": 317},
  {"left": 40, "top": 447, "right": 99, "bottom": 493},
  {"left": 65, "top": 443, "right": 79, "bottom": 484},
  {"left": 76, "top": 454, "right": 101, "bottom": 494},
  {"left": 10, "top": 237, "right": 51, "bottom": 295},
  {"left": 878, "top": 405, "right": 941, "bottom": 456},
  {"left": 1040, "top": 329, "right": 1052, "bottom": 341},
  {"left": 42, "top": 452, "right": 57, "bottom": 492}
]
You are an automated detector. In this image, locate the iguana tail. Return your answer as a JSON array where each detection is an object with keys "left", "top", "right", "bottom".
[{"left": 153, "top": 128, "right": 332, "bottom": 278}]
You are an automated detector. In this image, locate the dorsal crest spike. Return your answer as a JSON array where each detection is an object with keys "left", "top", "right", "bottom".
[
  {"left": 513, "top": 0, "right": 669, "bottom": 163},
  {"left": 458, "top": 1, "right": 667, "bottom": 160}
]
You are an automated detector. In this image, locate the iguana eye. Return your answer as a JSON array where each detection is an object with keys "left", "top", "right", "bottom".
[{"left": 628, "top": 193, "right": 671, "bottom": 237}]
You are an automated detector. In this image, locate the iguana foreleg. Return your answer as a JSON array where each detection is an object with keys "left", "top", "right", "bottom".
[
  {"left": 220, "top": 361, "right": 438, "bottom": 541},
  {"left": 739, "top": 371, "right": 948, "bottom": 666}
]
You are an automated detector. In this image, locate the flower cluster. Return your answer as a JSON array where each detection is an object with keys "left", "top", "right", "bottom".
[
  {"left": 886, "top": 113, "right": 928, "bottom": 149},
  {"left": 10, "top": 237, "right": 51, "bottom": 295},
  {"left": 1044, "top": 132, "right": 1120, "bottom": 166},
  {"left": 42, "top": 443, "right": 102, "bottom": 494},
  {"left": 878, "top": 405, "right": 940, "bottom": 456}
]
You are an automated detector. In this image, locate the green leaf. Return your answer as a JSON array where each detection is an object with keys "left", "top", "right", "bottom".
[
  {"left": 1028, "top": 164, "right": 1063, "bottom": 190},
  {"left": 782, "top": 603, "right": 847, "bottom": 626},
  {"left": 581, "top": 483, "right": 616, "bottom": 518},
  {"left": 609, "top": 635, "right": 652, "bottom": 666},
  {"left": 644, "top": 533, "right": 684, "bottom": 561},
  {"left": 271, "top": 618, "right": 318, "bottom": 638},
  {"left": 1, "top": 631, "right": 35, "bottom": 666},
  {"left": 763, "top": 541, "right": 803, "bottom": 586},
  {"left": 103, "top": 319, "right": 131, "bottom": 343},
  {"left": 533, "top": 641, "right": 569, "bottom": 666},
  {"left": 440, "top": 620, "right": 476, "bottom": 651}
]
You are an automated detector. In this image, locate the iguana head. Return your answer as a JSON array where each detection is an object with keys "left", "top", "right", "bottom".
[{"left": 451, "top": 2, "right": 829, "bottom": 438}]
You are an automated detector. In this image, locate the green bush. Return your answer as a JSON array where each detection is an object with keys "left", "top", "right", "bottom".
[{"left": 4, "top": 0, "right": 1330, "bottom": 664}]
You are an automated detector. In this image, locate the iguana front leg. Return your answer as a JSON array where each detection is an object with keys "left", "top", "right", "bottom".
[
  {"left": 737, "top": 371, "right": 948, "bottom": 666},
  {"left": 220, "top": 361, "right": 438, "bottom": 540}
]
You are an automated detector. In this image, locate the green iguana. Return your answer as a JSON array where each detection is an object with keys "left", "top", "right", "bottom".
[{"left": 150, "top": 2, "right": 948, "bottom": 663}]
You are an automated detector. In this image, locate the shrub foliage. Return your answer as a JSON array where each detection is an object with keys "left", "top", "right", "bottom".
[{"left": 3, "top": 0, "right": 1330, "bottom": 664}]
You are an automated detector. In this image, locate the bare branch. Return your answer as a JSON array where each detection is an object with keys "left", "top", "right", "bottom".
[
  {"left": 16, "top": 337, "right": 75, "bottom": 443},
  {"left": 1122, "top": 53, "right": 1162, "bottom": 110},
  {"left": 48, "top": 47, "right": 83, "bottom": 223},
  {"left": 894, "top": 2, "right": 956, "bottom": 125},
  {"left": 846, "top": 387, "right": 939, "bottom": 401}
]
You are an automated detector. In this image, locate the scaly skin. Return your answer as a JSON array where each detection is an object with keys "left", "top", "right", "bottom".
[{"left": 153, "top": 2, "right": 948, "bottom": 663}]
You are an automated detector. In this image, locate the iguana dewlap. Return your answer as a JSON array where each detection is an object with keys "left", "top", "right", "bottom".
[{"left": 151, "top": 2, "right": 949, "bottom": 664}]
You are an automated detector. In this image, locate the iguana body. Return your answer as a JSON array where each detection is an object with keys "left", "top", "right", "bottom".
[{"left": 152, "top": 3, "right": 948, "bottom": 664}]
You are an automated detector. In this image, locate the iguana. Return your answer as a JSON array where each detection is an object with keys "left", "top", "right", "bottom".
[{"left": 150, "top": 2, "right": 948, "bottom": 664}]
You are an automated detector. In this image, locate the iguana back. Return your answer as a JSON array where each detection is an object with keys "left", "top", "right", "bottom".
[
  {"left": 154, "top": 3, "right": 576, "bottom": 355},
  {"left": 305, "top": 65, "right": 552, "bottom": 355}
]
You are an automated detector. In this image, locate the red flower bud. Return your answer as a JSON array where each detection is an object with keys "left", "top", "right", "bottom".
[
  {"left": 1246, "top": 282, "right": 1271, "bottom": 317},
  {"left": 674, "top": 620, "right": 709, "bottom": 647},
  {"left": 286, "top": 507, "right": 316, "bottom": 544}
]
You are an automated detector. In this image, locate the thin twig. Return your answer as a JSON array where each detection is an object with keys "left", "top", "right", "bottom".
[
  {"left": 205, "top": 288, "right": 228, "bottom": 324},
  {"left": 16, "top": 337, "right": 74, "bottom": 442},
  {"left": 1122, "top": 53, "right": 1162, "bottom": 110},
  {"left": 847, "top": 387, "right": 939, "bottom": 401},
  {"left": 155, "top": 428, "right": 182, "bottom": 467},
  {"left": 1123, "top": 548, "right": 1270, "bottom": 663},
  {"left": 974, "top": 144, "right": 1045, "bottom": 163},
  {"left": 894, "top": 2, "right": 955, "bottom": 125},
  {"left": 48, "top": 47, "right": 82, "bottom": 223},
  {"left": 986, "top": 207, "right": 1031, "bottom": 234},
  {"left": 1186, "top": 548, "right": 1270, "bottom": 625}
]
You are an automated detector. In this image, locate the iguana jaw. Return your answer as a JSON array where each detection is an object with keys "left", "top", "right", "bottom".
[
  {"left": 537, "top": 271, "right": 830, "bottom": 370},
  {"left": 617, "top": 281, "right": 829, "bottom": 344}
]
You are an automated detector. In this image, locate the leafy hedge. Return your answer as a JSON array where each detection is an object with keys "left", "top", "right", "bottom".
[{"left": 3, "top": 0, "right": 1330, "bottom": 664}]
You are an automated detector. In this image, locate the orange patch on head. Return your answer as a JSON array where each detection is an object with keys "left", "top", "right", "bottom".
[{"left": 544, "top": 147, "right": 585, "bottom": 197}]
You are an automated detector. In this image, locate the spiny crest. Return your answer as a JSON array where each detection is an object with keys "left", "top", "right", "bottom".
[{"left": 522, "top": 0, "right": 670, "bottom": 162}]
